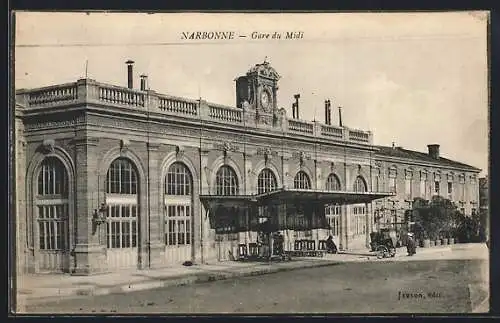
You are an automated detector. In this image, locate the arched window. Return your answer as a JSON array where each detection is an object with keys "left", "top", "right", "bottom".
[
  {"left": 165, "top": 162, "right": 193, "bottom": 249},
  {"left": 106, "top": 158, "right": 138, "bottom": 194},
  {"left": 106, "top": 158, "right": 138, "bottom": 250},
  {"left": 36, "top": 157, "right": 69, "bottom": 252},
  {"left": 353, "top": 176, "right": 367, "bottom": 192},
  {"left": 294, "top": 171, "right": 311, "bottom": 189},
  {"left": 38, "top": 157, "right": 68, "bottom": 196},
  {"left": 216, "top": 165, "right": 239, "bottom": 196},
  {"left": 166, "top": 162, "right": 192, "bottom": 196},
  {"left": 325, "top": 173, "right": 341, "bottom": 191},
  {"left": 257, "top": 168, "right": 277, "bottom": 194}
]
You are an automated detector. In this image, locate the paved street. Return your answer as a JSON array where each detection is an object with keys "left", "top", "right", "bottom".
[{"left": 25, "top": 254, "right": 488, "bottom": 314}]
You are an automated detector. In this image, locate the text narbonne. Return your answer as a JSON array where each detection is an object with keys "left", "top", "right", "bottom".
[{"left": 181, "top": 31, "right": 304, "bottom": 40}]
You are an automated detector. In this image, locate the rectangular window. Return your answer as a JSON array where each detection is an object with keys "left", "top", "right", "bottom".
[
  {"left": 165, "top": 204, "right": 192, "bottom": 246},
  {"left": 405, "top": 179, "right": 412, "bottom": 199},
  {"left": 420, "top": 180, "right": 426, "bottom": 198},
  {"left": 448, "top": 182, "right": 453, "bottom": 199},
  {"left": 106, "top": 204, "right": 138, "bottom": 249},
  {"left": 186, "top": 219, "right": 191, "bottom": 245},
  {"left": 434, "top": 181, "right": 440, "bottom": 195},
  {"left": 389, "top": 178, "right": 396, "bottom": 193},
  {"left": 38, "top": 204, "right": 67, "bottom": 251}
]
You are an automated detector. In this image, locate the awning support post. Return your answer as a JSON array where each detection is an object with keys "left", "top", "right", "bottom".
[{"left": 365, "top": 202, "right": 371, "bottom": 249}]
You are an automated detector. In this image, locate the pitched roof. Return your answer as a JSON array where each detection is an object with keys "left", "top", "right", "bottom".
[{"left": 374, "top": 145, "right": 481, "bottom": 172}]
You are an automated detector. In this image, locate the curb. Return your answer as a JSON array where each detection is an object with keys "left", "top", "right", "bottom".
[{"left": 20, "top": 260, "right": 343, "bottom": 306}]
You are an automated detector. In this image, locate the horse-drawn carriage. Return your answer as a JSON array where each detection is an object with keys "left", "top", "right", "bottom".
[{"left": 370, "top": 228, "right": 397, "bottom": 259}]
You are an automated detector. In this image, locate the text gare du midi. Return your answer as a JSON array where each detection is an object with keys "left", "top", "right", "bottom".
[{"left": 181, "top": 31, "right": 304, "bottom": 40}]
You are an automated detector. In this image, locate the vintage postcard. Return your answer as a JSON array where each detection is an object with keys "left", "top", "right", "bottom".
[{"left": 12, "top": 11, "right": 489, "bottom": 314}]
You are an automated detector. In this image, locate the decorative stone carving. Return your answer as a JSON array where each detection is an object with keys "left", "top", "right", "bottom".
[
  {"left": 292, "top": 151, "right": 311, "bottom": 161},
  {"left": 242, "top": 100, "right": 251, "bottom": 110},
  {"left": 120, "top": 139, "right": 130, "bottom": 150},
  {"left": 176, "top": 146, "right": 185, "bottom": 160},
  {"left": 247, "top": 61, "right": 281, "bottom": 80},
  {"left": 213, "top": 142, "right": 239, "bottom": 153},
  {"left": 41, "top": 139, "right": 55, "bottom": 154},
  {"left": 120, "top": 139, "right": 130, "bottom": 155}
]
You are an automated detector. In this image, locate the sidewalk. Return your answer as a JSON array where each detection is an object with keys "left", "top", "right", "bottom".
[{"left": 16, "top": 243, "right": 484, "bottom": 307}]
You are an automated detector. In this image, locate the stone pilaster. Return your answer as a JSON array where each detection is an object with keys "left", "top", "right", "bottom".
[
  {"left": 199, "top": 149, "right": 212, "bottom": 263},
  {"left": 282, "top": 154, "right": 291, "bottom": 189},
  {"left": 72, "top": 136, "right": 107, "bottom": 275},
  {"left": 146, "top": 142, "right": 165, "bottom": 268},
  {"left": 15, "top": 108, "right": 27, "bottom": 274},
  {"left": 244, "top": 152, "right": 253, "bottom": 194}
]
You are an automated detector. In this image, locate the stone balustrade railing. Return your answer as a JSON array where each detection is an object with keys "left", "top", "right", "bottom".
[
  {"left": 208, "top": 103, "right": 242, "bottom": 123},
  {"left": 321, "top": 124, "right": 344, "bottom": 139},
  {"left": 288, "top": 119, "right": 314, "bottom": 134},
  {"left": 98, "top": 84, "right": 145, "bottom": 107},
  {"left": 349, "top": 129, "right": 370, "bottom": 143},
  {"left": 17, "top": 79, "right": 372, "bottom": 145},
  {"left": 25, "top": 83, "right": 78, "bottom": 106},
  {"left": 158, "top": 95, "right": 198, "bottom": 116}
]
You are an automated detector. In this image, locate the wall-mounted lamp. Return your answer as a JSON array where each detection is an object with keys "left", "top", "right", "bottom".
[{"left": 92, "top": 202, "right": 108, "bottom": 226}]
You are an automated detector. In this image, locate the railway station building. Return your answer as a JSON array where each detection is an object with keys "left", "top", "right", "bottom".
[{"left": 14, "top": 60, "right": 481, "bottom": 275}]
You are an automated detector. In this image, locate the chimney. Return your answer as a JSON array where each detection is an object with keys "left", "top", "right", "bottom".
[
  {"left": 125, "top": 60, "right": 135, "bottom": 89},
  {"left": 294, "top": 94, "right": 301, "bottom": 119},
  {"left": 292, "top": 102, "right": 296, "bottom": 119},
  {"left": 328, "top": 100, "right": 332, "bottom": 125},
  {"left": 427, "top": 144, "right": 440, "bottom": 159},
  {"left": 338, "top": 106, "right": 343, "bottom": 127},
  {"left": 140, "top": 74, "right": 148, "bottom": 91},
  {"left": 324, "top": 100, "right": 329, "bottom": 125}
]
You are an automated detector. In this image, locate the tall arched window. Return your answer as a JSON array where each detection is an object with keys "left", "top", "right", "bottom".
[
  {"left": 257, "top": 168, "right": 277, "bottom": 194},
  {"left": 216, "top": 165, "right": 239, "bottom": 196},
  {"left": 36, "top": 157, "right": 69, "bottom": 252},
  {"left": 294, "top": 171, "right": 311, "bottom": 189},
  {"left": 107, "top": 158, "right": 138, "bottom": 194},
  {"left": 106, "top": 158, "right": 138, "bottom": 250},
  {"left": 165, "top": 162, "right": 191, "bottom": 196},
  {"left": 165, "top": 162, "right": 193, "bottom": 248},
  {"left": 353, "top": 175, "right": 367, "bottom": 192},
  {"left": 325, "top": 173, "right": 341, "bottom": 191}
]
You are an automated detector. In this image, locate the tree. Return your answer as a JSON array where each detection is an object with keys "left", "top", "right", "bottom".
[{"left": 411, "top": 196, "right": 457, "bottom": 240}]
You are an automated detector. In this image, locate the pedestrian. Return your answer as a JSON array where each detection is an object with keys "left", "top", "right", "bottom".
[
  {"left": 276, "top": 231, "right": 284, "bottom": 256},
  {"left": 407, "top": 232, "right": 416, "bottom": 256},
  {"left": 326, "top": 235, "right": 338, "bottom": 254}
]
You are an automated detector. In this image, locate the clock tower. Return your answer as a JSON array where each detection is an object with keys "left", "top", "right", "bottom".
[{"left": 235, "top": 60, "right": 281, "bottom": 127}]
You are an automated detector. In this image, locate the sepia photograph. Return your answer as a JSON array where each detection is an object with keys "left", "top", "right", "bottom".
[{"left": 12, "top": 11, "right": 489, "bottom": 314}]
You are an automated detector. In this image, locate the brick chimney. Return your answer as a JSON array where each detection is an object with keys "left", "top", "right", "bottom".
[
  {"left": 126, "top": 60, "right": 135, "bottom": 89},
  {"left": 294, "top": 94, "right": 300, "bottom": 119},
  {"left": 324, "top": 100, "right": 332, "bottom": 125},
  {"left": 427, "top": 144, "right": 440, "bottom": 159},
  {"left": 338, "top": 106, "right": 343, "bottom": 127},
  {"left": 140, "top": 74, "right": 148, "bottom": 91}
]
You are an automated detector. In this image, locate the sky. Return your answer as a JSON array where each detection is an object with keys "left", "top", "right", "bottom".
[{"left": 14, "top": 11, "right": 489, "bottom": 176}]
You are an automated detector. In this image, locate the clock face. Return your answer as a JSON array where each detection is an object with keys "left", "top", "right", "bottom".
[{"left": 260, "top": 90, "right": 271, "bottom": 111}]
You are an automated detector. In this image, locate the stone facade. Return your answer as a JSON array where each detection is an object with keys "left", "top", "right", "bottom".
[{"left": 14, "top": 62, "right": 481, "bottom": 274}]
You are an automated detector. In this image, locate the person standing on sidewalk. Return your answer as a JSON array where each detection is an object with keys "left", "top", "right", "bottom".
[{"left": 407, "top": 233, "right": 416, "bottom": 256}]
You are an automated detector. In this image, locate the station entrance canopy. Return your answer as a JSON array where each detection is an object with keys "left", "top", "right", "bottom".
[{"left": 200, "top": 189, "right": 395, "bottom": 233}]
